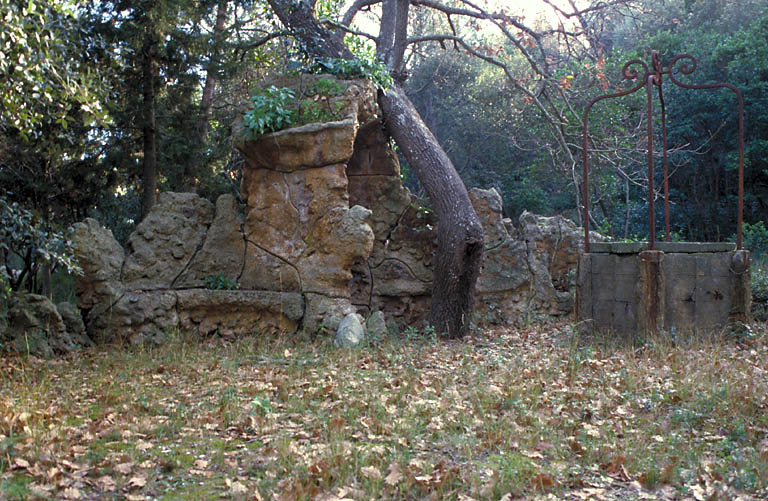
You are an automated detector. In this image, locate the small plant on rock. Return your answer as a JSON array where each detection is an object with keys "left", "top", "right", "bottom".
[
  {"left": 204, "top": 274, "right": 239, "bottom": 291},
  {"left": 242, "top": 85, "right": 296, "bottom": 138}
]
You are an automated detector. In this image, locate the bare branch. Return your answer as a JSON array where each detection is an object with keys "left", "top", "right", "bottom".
[
  {"left": 321, "top": 19, "right": 378, "bottom": 42},
  {"left": 341, "top": 0, "right": 381, "bottom": 27},
  {"left": 235, "top": 31, "right": 290, "bottom": 61}
]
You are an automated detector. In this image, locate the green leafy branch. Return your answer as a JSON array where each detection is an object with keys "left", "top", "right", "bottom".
[
  {"left": 304, "top": 57, "right": 393, "bottom": 90},
  {"left": 0, "top": 196, "right": 81, "bottom": 296},
  {"left": 242, "top": 86, "right": 296, "bottom": 138}
]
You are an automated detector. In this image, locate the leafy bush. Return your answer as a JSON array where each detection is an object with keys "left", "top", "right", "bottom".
[
  {"left": 741, "top": 221, "right": 768, "bottom": 258},
  {"left": 242, "top": 86, "right": 296, "bottom": 138},
  {"left": 750, "top": 258, "right": 768, "bottom": 321},
  {"left": 295, "top": 99, "right": 344, "bottom": 126},
  {"left": 0, "top": 196, "right": 80, "bottom": 296},
  {"left": 304, "top": 57, "right": 393, "bottom": 90}
]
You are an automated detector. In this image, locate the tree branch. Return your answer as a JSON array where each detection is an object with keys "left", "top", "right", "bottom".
[{"left": 341, "top": 0, "right": 381, "bottom": 27}]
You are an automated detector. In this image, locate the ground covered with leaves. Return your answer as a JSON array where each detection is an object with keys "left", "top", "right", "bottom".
[{"left": 1, "top": 321, "right": 767, "bottom": 500}]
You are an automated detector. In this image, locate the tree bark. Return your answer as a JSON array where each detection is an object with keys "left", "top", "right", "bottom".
[
  {"left": 197, "top": 0, "right": 228, "bottom": 143},
  {"left": 182, "top": 0, "right": 229, "bottom": 192},
  {"left": 267, "top": 0, "right": 484, "bottom": 337},
  {"left": 379, "top": 85, "right": 484, "bottom": 337},
  {"left": 140, "top": 32, "right": 158, "bottom": 221}
]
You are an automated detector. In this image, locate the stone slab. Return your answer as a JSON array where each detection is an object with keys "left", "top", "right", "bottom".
[{"left": 590, "top": 241, "right": 737, "bottom": 254}]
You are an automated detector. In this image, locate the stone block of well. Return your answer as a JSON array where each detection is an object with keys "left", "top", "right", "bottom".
[{"left": 577, "top": 242, "right": 750, "bottom": 336}]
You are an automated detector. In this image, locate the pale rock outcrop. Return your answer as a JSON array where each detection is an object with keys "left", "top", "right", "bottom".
[
  {"left": 69, "top": 73, "right": 597, "bottom": 343},
  {"left": 71, "top": 218, "right": 124, "bottom": 311},
  {"left": 176, "top": 194, "right": 245, "bottom": 288},
  {"left": 122, "top": 192, "right": 214, "bottom": 289}
]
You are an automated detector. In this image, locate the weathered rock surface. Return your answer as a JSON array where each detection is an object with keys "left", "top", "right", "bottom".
[
  {"left": 176, "top": 194, "right": 245, "bottom": 288},
  {"left": 335, "top": 313, "right": 366, "bottom": 347},
  {"left": 176, "top": 290, "right": 303, "bottom": 337},
  {"left": 71, "top": 218, "right": 125, "bottom": 311},
  {"left": 56, "top": 301, "right": 92, "bottom": 348},
  {"left": 2, "top": 294, "right": 93, "bottom": 358},
  {"left": 366, "top": 310, "right": 388, "bottom": 339},
  {"left": 122, "top": 193, "right": 214, "bottom": 289}
]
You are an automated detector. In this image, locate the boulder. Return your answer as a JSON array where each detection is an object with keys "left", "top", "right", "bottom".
[
  {"left": 303, "top": 293, "right": 357, "bottom": 334},
  {"left": 365, "top": 310, "right": 388, "bottom": 339},
  {"left": 122, "top": 193, "right": 214, "bottom": 289},
  {"left": 2, "top": 294, "right": 92, "bottom": 357},
  {"left": 71, "top": 218, "right": 125, "bottom": 311},
  {"left": 335, "top": 313, "right": 366, "bottom": 347}
]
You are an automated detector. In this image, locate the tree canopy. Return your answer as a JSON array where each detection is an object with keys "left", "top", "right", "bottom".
[{"left": 3, "top": 0, "right": 768, "bottom": 326}]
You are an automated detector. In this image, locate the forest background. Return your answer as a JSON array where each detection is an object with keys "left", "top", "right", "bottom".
[{"left": 2, "top": 0, "right": 768, "bottom": 299}]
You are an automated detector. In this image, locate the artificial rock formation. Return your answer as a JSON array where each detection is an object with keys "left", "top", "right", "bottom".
[
  {"left": 72, "top": 194, "right": 304, "bottom": 342},
  {"left": 72, "top": 74, "right": 594, "bottom": 342},
  {"left": 1, "top": 294, "right": 93, "bottom": 358}
]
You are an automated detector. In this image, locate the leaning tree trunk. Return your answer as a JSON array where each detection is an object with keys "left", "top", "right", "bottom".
[
  {"left": 379, "top": 85, "right": 484, "bottom": 337},
  {"left": 266, "top": 0, "right": 484, "bottom": 337}
]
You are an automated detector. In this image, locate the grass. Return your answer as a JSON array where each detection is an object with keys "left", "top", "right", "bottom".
[{"left": 1, "top": 322, "right": 767, "bottom": 500}]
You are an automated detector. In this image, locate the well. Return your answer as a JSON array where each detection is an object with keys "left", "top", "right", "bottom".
[
  {"left": 576, "top": 51, "right": 751, "bottom": 335},
  {"left": 577, "top": 243, "right": 750, "bottom": 335}
]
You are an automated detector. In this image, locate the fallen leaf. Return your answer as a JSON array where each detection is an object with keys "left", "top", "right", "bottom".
[
  {"left": 529, "top": 472, "right": 555, "bottom": 490},
  {"left": 384, "top": 462, "right": 403, "bottom": 486},
  {"left": 361, "top": 465, "right": 381, "bottom": 480},
  {"left": 61, "top": 487, "right": 82, "bottom": 500},
  {"left": 98, "top": 475, "right": 117, "bottom": 492},
  {"left": 228, "top": 479, "right": 248, "bottom": 495},
  {"left": 115, "top": 462, "right": 134, "bottom": 475},
  {"left": 126, "top": 475, "right": 147, "bottom": 490}
]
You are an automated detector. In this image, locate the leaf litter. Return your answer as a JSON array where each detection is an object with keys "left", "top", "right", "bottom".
[{"left": 1, "top": 321, "right": 767, "bottom": 499}]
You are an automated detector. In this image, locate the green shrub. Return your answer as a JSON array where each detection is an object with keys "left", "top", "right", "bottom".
[
  {"left": 741, "top": 221, "right": 768, "bottom": 258},
  {"left": 304, "top": 57, "right": 393, "bottom": 90},
  {"left": 242, "top": 86, "right": 296, "bottom": 138},
  {"left": 204, "top": 274, "right": 239, "bottom": 290},
  {"left": 751, "top": 258, "right": 768, "bottom": 320},
  {"left": 0, "top": 195, "right": 80, "bottom": 296}
]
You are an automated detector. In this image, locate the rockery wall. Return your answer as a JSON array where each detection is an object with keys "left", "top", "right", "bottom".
[{"left": 72, "top": 75, "right": 595, "bottom": 342}]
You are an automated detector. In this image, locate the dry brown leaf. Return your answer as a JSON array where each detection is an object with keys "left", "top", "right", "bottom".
[
  {"left": 360, "top": 465, "right": 381, "bottom": 480},
  {"left": 61, "top": 487, "right": 82, "bottom": 500},
  {"left": 226, "top": 479, "right": 248, "bottom": 495},
  {"left": 193, "top": 459, "right": 209, "bottom": 469},
  {"left": 126, "top": 475, "right": 147, "bottom": 490},
  {"left": 384, "top": 462, "right": 403, "bottom": 486},
  {"left": 529, "top": 472, "right": 555, "bottom": 491},
  {"left": 98, "top": 475, "right": 117, "bottom": 492},
  {"left": 115, "top": 462, "right": 134, "bottom": 475}
]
